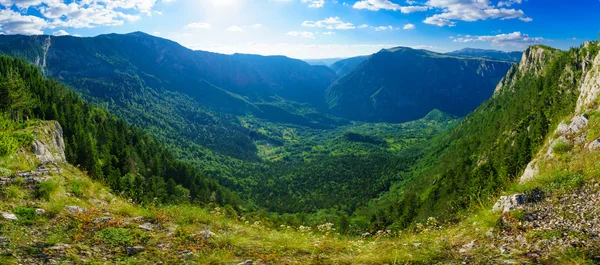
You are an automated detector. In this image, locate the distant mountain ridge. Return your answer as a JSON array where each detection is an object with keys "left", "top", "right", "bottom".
[
  {"left": 446, "top": 48, "right": 523, "bottom": 63},
  {"left": 326, "top": 46, "right": 514, "bottom": 123},
  {"left": 329, "top": 55, "right": 369, "bottom": 77}
]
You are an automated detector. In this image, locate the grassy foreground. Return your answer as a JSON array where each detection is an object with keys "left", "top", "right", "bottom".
[{"left": 2, "top": 119, "right": 600, "bottom": 264}]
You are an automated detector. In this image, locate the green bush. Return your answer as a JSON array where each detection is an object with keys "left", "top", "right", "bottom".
[
  {"left": 36, "top": 179, "right": 60, "bottom": 200},
  {"left": 94, "top": 227, "right": 147, "bottom": 247},
  {"left": 553, "top": 141, "right": 573, "bottom": 154}
]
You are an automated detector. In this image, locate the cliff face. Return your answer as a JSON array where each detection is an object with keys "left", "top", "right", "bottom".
[
  {"left": 494, "top": 45, "right": 563, "bottom": 94},
  {"left": 31, "top": 121, "right": 66, "bottom": 164},
  {"left": 517, "top": 42, "right": 600, "bottom": 184}
]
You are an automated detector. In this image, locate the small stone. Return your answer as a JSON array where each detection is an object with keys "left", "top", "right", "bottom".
[
  {"left": 459, "top": 240, "right": 476, "bottom": 254},
  {"left": 500, "top": 245, "right": 510, "bottom": 254},
  {"left": 237, "top": 260, "right": 253, "bottom": 265},
  {"left": 138, "top": 223, "right": 155, "bottom": 231},
  {"left": 413, "top": 243, "right": 422, "bottom": 247},
  {"left": 35, "top": 209, "right": 46, "bottom": 215},
  {"left": 47, "top": 243, "right": 71, "bottom": 251},
  {"left": 126, "top": 246, "right": 145, "bottom": 256},
  {"left": 64, "top": 206, "right": 85, "bottom": 213},
  {"left": 1, "top": 212, "right": 18, "bottom": 221},
  {"left": 199, "top": 230, "right": 216, "bottom": 239},
  {"left": 131, "top": 216, "right": 144, "bottom": 222},
  {"left": 93, "top": 217, "right": 114, "bottom": 223}
]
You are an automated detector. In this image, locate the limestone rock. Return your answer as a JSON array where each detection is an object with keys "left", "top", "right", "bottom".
[
  {"left": 138, "top": 223, "right": 155, "bottom": 231},
  {"left": 35, "top": 209, "right": 46, "bottom": 215},
  {"left": 1, "top": 212, "right": 17, "bottom": 221},
  {"left": 493, "top": 194, "right": 527, "bottom": 213},
  {"left": 237, "top": 260, "right": 253, "bottom": 265},
  {"left": 459, "top": 240, "right": 476, "bottom": 254},
  {"left": 64, "top": 206, "right": 85, "bottom": 213},
  {"left": 589, "top": 138, "right": 600, "bottom": 151},
  {"left": 520, "top": 159, "right": 539, "bottom": 184},
  {"left": 31, "top": 121, "right": 66, "bottom": 164},
  {"left": 554, "top": 115, "right": 588, "bottom": 135}
]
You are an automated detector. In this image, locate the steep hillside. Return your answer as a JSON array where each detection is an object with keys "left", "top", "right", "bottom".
[
  {"left": 326, "top": 47, "right": 513, "bottom": 123},
  {"left": 366, "top": 42, "right": 600, "bottom": 229},
  {"left": 447, "top": 48, "right": 523, "bottom": 63},
  {"left": 232, "top": 54, "right": 337, "bottom": 108},
  {"left": 329, "top": 55, "right": 368, "bottom": 77}
]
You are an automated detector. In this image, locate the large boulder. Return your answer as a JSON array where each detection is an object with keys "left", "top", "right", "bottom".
[
  {"left": 555, "top": 114, "right": 588, "bottom": 135},
  {"left": 31, "top": 121, "right": 66, "bottom": 163},
  {"left": 519, "top": 159, "right": 539, "bottom": 184},
  {"left": 589, "top": 138, "right": 600, "bottom": 151},
  {"left": 492, "top": 194, "right": 527, "bottom": 213}
]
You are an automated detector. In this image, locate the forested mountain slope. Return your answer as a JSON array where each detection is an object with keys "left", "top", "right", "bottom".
[
  {"left": 364, "top": 42, "right": 600, "bottom": 229},
  {"left": 0, "top": 34, "right": 460, "bottom": 217},
  {"left": 0, "top": 55, "right": 239, "bottom": 207},
  {"left": 328, "top": 55, "right": 368, "bottom": 77},
  {"left": 446, "top": 48, "right": 523, "bottom": 63},
  {"left": 325, "top": 47, "right": 514, "bottom": 123}
]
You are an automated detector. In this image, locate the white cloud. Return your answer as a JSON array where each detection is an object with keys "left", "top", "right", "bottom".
[
  {"left": 353, "top": 0, "right": 428, "bottom": 13},
  {"left": 497, "top": 0, "right": 523, "bottom": 7},
  {"left": 322, "top": 31, "right": 336, "bottom": 35},
  {"left": 374, "top": 25, "right": 396, "bottom": 31},
  {"left": 301, "top": 17, "right": 355, "bottom": 30},
  {"left": 252, "top": 23, "right": 262, "bottom": 29},
  {"left": 52, "top": 29, "right": 69, "bottom": 36},
  {"left": 0, "top": 0, "right": 163, "bottom": 35},
  {"left": 358, "top": 24, "right": 370, "bottom": 28},
  {"left": 452, "top": 31, "right": 543, "bottom": 48},
  {"left": 301, "top": 0, "right": 325, "bottom": 8},
  {"left": 0, "top": 9, "right": 48, "bottom": 35},
  {"left": 226, "top": 25, "right": 243, "bottom": 32},
  {"left": 287, "top": 31, "right": 315, "bottom": 39},
  {"left": 184, "top": 22, "right": 211, "bottom": 30},
  {"left": 403, "top": 23, "right": 415, "bottom": 30},
  {"left": 423, "top": 0, "right": 532, "bottom": 27}
]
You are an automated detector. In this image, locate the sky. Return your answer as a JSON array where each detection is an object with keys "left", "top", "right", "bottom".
[{"left": 0, "top": 0, "right": 598, "bottom": 59}]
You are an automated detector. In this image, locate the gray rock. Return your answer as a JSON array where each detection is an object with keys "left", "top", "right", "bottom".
[
  {"left": 35, "top": 209, "right": 46, "bottom": 215},
  {"left": 519, "top": 159, "right": 539, "bottom": 183},
  {"left": 492, "top": 194, "right": 527, "bottom": 213},
  {"left": 199, "top": 230, "right": 216, "bottom": 239},
  {"left": 131, "top": 216, "right": 144, "bottom": 222},
  {"left": 93, "top": 217, "right": 114, "bottom": 223},
  {"left": 237, "top": 260, "right": 253, "bottom": 265},
  {"left": 555, "top": 114, "right": 589, "bottom": 135},
  {"left": 459, "top": 240, "right": 476, "bottom": 254},
  {"left": 589, "top": 138, "right": 600, "bottom": 151},
  {"left": 1, "top": 212, "right": 18, "bottom": 221},
  {"left": 126, "top": 246, "right": 145, "bottom": 256},
  {"left": 138, "top": 223, "right": 155, "bottom": 231},
  {"left": 47, "top": 243, "right": 71, "bottom": 251},
  {"left": 63, "top": 206, "right": 85, "bottom": 213},
  {"left": 31, "top": 121, "right": 66, "bottom": 163}
]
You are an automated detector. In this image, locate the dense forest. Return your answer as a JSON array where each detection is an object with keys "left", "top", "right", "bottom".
[
  {"left": 364, "top": 44, "right": 600, "bottom": 230},
  {"left": 0, "top": 55, "right": 240, "bottom": 207}
]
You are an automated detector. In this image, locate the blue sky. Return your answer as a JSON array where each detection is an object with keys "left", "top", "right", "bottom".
[{"left": 0, "top": 0, "right": 598, "bottom": 58}]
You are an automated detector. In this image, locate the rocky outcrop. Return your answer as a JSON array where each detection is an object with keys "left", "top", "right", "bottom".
[
  {"left": 576, "top": 42, "right": 600, "bottom": 112},
  {"left": 520, "top": 159, "right": 539, "bottom": 184},
  {"left": 589, "top": 138, "right": 600, "bottom": 151},
  {"left": 554, "top": 114, "right": 589, "bottom": 135},
  {"left": 495, "top": 46, "right": 560, "bottom": 95},
  {"left": 493, "top": 194, "right": 527, "bottom": 213},
  {"left": 31, "top": 121, "right": 66, "bottom": 164}
]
